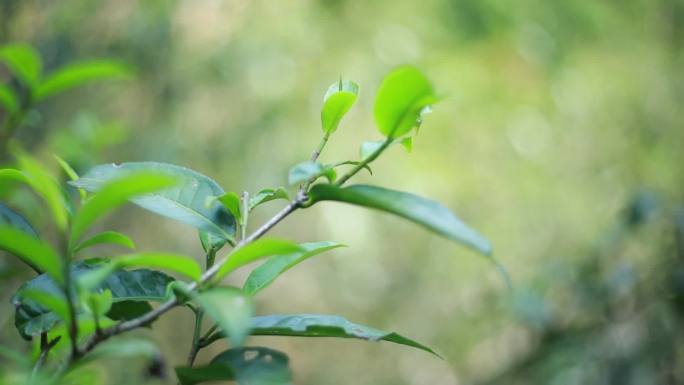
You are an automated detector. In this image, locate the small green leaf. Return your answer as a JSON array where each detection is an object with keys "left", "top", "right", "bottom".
[
  {"left": 321, "top": 79, "right": 359, "bottom": 134},
  {"left": 82, "top": 289, "right": 113, "bottom": 317},
  {"left": 115, "top": 253, "right": 202, "bottom": 281},
  {"left": 287, "top": 161, "right": 336, "bottom": 186},
  {"left": 400, "top": 137, "right": 413, "bottom": 153},
  {"left": 200, "top": 230, "right": 228, "bottom": 254},
  {"left": 15, "top": 150, "right": 69, "bottom": 230},
  {"left": 308, "top": 184, "right": 492, "bottom": 256},
  {"left": 251, "top": 314, "right": 439, "bottom": 357},
  {"left": 243, "top": 241, "right": 345, "bottom": 295},
  {"left": 175, "top": 347, "right": 292, "bottom": 385},
  {"left": 217, "top": 192, "right": 242, "bottom": 222},
  {"left": 374, "top": 66, "right": 437, "bottom": 138},
  {"left": 213, "top": 239, "right": 302, "bottom": 283},
  {"left": 193, "top": 287, "right": 254, "bottom": 347},
  {"left": 73, "top": 231, "right": 135, "bottom": 254},
  {"left": 69, "top": 172, "right": 177, "bottom": 248},
  {"left": 54, "top": 155, "right": 80, "bottom": 182},
  {"left": 81, "top": 338, "right": 159, "bottom": 364},
  {"left": 0, "top": 84, "right": 19, "bottom": 114},
  {"left": 0, "top": 226, "right": 63, "bottom": 283},
  {"left": 248, "top": 187, "right": 289, "bottom": 211},
  {"left": 71, "top": 162, "right": 237, "bottom": 243},
  {"left": 0, "top": 43, "right": 42, "bottom": 87},
  {"left": 35, "top": 60, "right": 131, "bottom": 101},
  {"left": 328, "top": 160, "right": 373, "bottom": 176},
  {"left": 0, "top": 203, "right": 38, "bottom": 237}
]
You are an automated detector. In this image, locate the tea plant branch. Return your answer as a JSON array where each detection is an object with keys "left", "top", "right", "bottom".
[
  {"left": 60, "top": 236, "right": 80, "bottom": 360},
  {"left": 310, "top": 132, "right": 331, "bottom": 162},
  {"left": 31, "top": 334, "right": 60, "bottom": 377},
  {"left": 334, "top": 137, "right": 391, "bottom": 186}
]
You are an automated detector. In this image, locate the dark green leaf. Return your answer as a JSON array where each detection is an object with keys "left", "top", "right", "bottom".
[
  {"left": 374, "top": 66, "right": 437, "bottom": 138},
  {"left": 308, "top": 184, "right": 492, "bottom": 256},
  {"left": 200, "top": 230, "right": 228, "bottom": 254},
  {"left": 287, "top": 161, "right": 336, "bottom": 186},
  {"left": 249, "top": 187, "right": 289, "bottom": 211},
  {"left": 0, "top": 43, "right": 42, "bottom": 87},
  {"left": 214, "top": 239, "right": 302, "bottom": 282},
  {"left": 71, "top": 162, "right": 237, "bottom": 243},
  {"left": 251, "top": 314, "right": 439, "bottom": 357},
  {"left": 73, "top": 231, "right": 136, "bottom": 253},
  {"left": 0, "top": 203, "right": 38, "bottom": 237},
  {"left": 243, "top": 241, "right": 345, "bottom": 295},
  {"left": 193, "top": 287, "right": 254, "bottom": 346},
  {"left": 70, "top": 172, "right": 177, "bottom": 247},
  {"left": 106, "top": 301, "right": 153, "bottom": 322},
  {"left": 12, "top": 262, "right": 174, "bottom": 339},
  {"left": 176, "top": 346, "right": 292, "bottom": 385},
  {"left": 321, "top": 79, "right": 359, "bottom": 134},
  {"left": 35, "top": 60, "right": 131, "bottom": 101},
  {"left": 0, "top": 84, "right": 18, "bottom": 114},
  {"left": 0, "top": 226, "right": 63, "bottom": 283}
]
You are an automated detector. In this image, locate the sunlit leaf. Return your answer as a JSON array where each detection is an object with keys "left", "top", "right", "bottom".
[
  {"left": 69, "top": 172, "right": 177, "bottom": 247},
  {"left": 308, "top": 184, "right": 492, "bottom": 256},
  {"left": 249, "top": 187, "right": 289, "bottom": 211},
  {"left": 0, "top": 203, "right": 38, "bottom": 237},
  {"left": 213, "top": 239, "right": 302, "bottom": 283},
  {"left": 321, "top": 79, "right": 359, "bottom": 134},
  {"left": 73, "top": 231, "right": 135, "bottom": 254},
  {"left": 0, "top": 168, "right": 29, "bottom": 184},
  {"left": 243, "top": 241, "right": 345, "bottom": 295},
  {"left": 35, "top": 60, "right": 131, "bottom": 101},
  {"left": 0, "top": 226, "right": 63, "bottom": 283},
  {"left": 82, "top": 289, "right": 113, "bottom": 317},
  {"left": 0, "top": 84, "right": 18, "bottom": 114},
  {"left": 193, "top": 287, "right": 254, "bottom": 346},
  {"left": 250, "top": 314, "right": 440, "bottom": 357},
  {"left": 176, "top": 346, "right": 292, "bottom": 385},
  {"left": 71, "top": 162, "right": 237, "bottom": 243},
  {"left": 217, "top": 192, "right": 241, "bottom": 222},
  {"left": 0, "top": 43, "right": 42, "bottom": 87},
  {"left": 287, "top": 161, "right": 336, "bottom": 186},
  {"left": 114, "top": 253, "right": 202, "bottom": 281},
  {"left": 15, "top": 150, "right": 69, "bottom": 230},
  {"left": 374, "top": 66, "right": 437, "bottom": 138}
]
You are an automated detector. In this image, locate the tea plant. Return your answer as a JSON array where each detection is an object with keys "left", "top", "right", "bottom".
[{"left": 1, "top": 46, "right": 500, "bottom": 384}]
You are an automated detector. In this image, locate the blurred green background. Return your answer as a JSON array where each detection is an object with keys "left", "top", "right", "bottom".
[{"left": 1, "top": 0, "right": 684, "bottom": 384}]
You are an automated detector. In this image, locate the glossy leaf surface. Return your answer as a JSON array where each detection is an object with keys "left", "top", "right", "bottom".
[
  {"left": 73, "top": 231, "right": 136, "bottom": 253},
  {"left": 214, "top": 239, "right": 302, "bottom": 282},
  {"left": 251, "top": 314, "right": 439, "bottom": 356},
  {"left": 321, "top": 79, "right": 359, "bottom": 134},
  {"left": 249, "top": 187, "right": 289, "bottom": 211},
  {"left": 308, "top": 184, "right": 492, "bottom": 256},
  {"left": 0, "top": 226, "right": 63, "bottom": 282},
  {"left": 374, "top": 66, "right": 436, "bottom": 138},
  {"left": 176, "top": 346, "right": 291, "bottom": 385},
  {"left": 243, "top": 241, "right": 344, "bottom": 295},
  {"left": 71, "top": 162, "right": 237, "bottom": 242}
]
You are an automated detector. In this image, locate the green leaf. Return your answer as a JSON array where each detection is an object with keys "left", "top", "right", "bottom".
[
  {"left": 82, "top": 289, "right": 113, "bottom": 317},
  {"left": 176, "top": 347, "right": 291, "bottom": 385},
  {"left": 12, "top": 262, "right": 174, "bottom": 339},
  {"left": 287, "top": 161, "right": 336, "bottom": 186},
  {"left": 328, "top": 160, "right": 373, "bottom": 176},
  {"left": 81, "top": 338, "right": 159, "bottom": 364},
  {"left": 193, "top": 287, "right": 254, "bottom": 347},
  {"left": 217, "top": 192, "right": 241, "bottom": 222},
  {"left": 243, "top": 241, "right": 345, "bottom": 295},
  {"left": 73, "top": 231, "right": 135, "bottom": 254},
  {"left": 251, "top": 314, "right": 439, "bottom": 357},
  {"left": 308, "top": 184, "right": 492, "bottom": 256},
  {"left": 400, "top": 137, "right": 413, "bottom": 152},
  {"left": 199, "top": 230, "right": 228, "bottom": 254},
  {"left": 35, "top": 60, "right": 131, "bottom": 101},
  {"left": 19, "top": 288, "right": 70, "bottom": 323},
  {"left": 0, "top": 226, "right": 63, "bottom": 283},
  {"left": 321, "top": 79, "right": 359, "bottom": 134},
  {"left": 0, "top": 168, "right": 29, "bottom": 184},
  {"left": 374, "top": 66, "right": 437, "bottom": 138},
  {"left": 0, "top": 203, "right": 38, "bottom": 237},
  {"left": 0, "top": 43, "right": 42, "bottom": 87},
  {"left": 249, "top": 187, "right": 289, "bottom": 211},
  {"left": 70, "top": 172, "right": 177, "bottom": 247},
  {"left": 114, "top": 253, "right": 202, "bottom": 281},
  {"left": 54, "top": 155, "right": 80, "bottom": 182},
  {"left": 15, "top": 150, "right": 69, "bottom": 230},
  {"left": 0, "top": 84, "right": 18, "bottom": 114},
  {"left": 213, "top": 239, "right": 302, "bottom": 283},
  {"left": 71, "top": 162, "right": 237, "bottom": 243}
]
